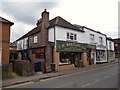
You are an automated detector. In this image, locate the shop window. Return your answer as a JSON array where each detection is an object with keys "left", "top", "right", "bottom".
[
  {"left": 60, "top": 52, "right": 71, "bottom": 64},
  {"left": 67, "top": 32, "right": 77, "bottom": 41},
  {"left": 59, "top": 52, "right": 81, "bottom": 65},
  {"left": 96, "top": 50, "right": 106, "bottom": 61}
]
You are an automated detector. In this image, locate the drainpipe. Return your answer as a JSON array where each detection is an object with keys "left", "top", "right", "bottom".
[{"left": 106, "top": 37, "right": 108, "bottom": 63}]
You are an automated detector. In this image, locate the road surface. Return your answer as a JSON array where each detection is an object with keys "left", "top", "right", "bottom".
[{"left": 4, "top": 63, "right": 119, "bottom": 88}]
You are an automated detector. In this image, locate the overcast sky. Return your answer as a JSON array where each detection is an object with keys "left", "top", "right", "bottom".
[{"left": 1, "top": 0, "right": 119, "bottom": 42}]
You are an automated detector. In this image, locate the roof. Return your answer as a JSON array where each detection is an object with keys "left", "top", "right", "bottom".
[
  {"left": 107, "top": 37, "right": 113, "bottom": 41},
  {"left": 17, "top": 26, "right": 41, "bottom": 41},
  {"left": 16, "top": 16, "right": 84, "bottom": 41},
  {"left": 79, "top": 25, "right": 106, "bottom": 36},
  {"left": 10, "top": 42, "right": 17, "bottom": 47},
  {"left": 113, "top": 38, "right": 120, "bottom": 40},
  {"left": 0, "top": 16, "right": 14, "bottom": 25},
  {"left": 49, "top": 16, "right": 84, "bottom": 32}
]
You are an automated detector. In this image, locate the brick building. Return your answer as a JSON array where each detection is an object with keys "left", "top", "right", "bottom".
[
  {"left": 16, "top": 9, "right": 114, "bottom": 72},
  {"left": 16, "top": 9, "right": 54, "bottom": 72},
  {"left": 0, "top": 17, "right": 14, "bottom": 65}
]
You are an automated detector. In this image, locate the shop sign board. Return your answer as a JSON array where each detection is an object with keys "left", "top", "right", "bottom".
[
  {"left": 56, "top": 40, "right": 86, "bottom": 52},
  {"left": 86, "top": 44, "right": 96, "bottom": 50},
  {"left": 45, "top": 63, "right": 52, "bottom": 73},
  {"left": 32, "top": 48, "right": 45, "bottom": 59}
]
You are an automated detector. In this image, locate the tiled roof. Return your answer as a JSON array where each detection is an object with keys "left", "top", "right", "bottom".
[
  {"left": 82, "top": 26, "right": 106, "bottom": 36},
  {"left": 0, "top": 16, "right": 14, "bottom": 25},
  {"left": 49, "top": 16, "right": 83, "bottom": 32},
  {"left": 17, "top": 26, "right": 41, "bottom": 41},
  {"left": 10, "top": 41, "right": 17, "bottom": 46},
  {"left": 16, "top": 16, "right": 84, "bottom": 41}
]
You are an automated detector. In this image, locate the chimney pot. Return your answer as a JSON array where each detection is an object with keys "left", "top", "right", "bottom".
[{"left": 45, "top": 9, "right": 47, "bottom": 12}]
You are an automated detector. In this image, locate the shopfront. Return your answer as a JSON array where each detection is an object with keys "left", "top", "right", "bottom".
[
  {"left": 96, "top": 44, "right": 107, "bottom": 63},
  {"left": 86, "top": 44, "right": 96, "bottom": 65},
  {"left": 54, "top": 40, "right": 88, "bottom": 71}
]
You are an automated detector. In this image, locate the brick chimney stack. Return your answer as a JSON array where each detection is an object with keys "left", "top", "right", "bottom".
[{"left": 41, "top": 9, "right": 49, "bottom": 28}]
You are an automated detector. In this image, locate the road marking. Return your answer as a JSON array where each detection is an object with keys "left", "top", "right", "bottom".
[
  {"left": 81, "top": 83, "right": 90, "bottom": 87},
  {"left": 104, "top": 75, "right": 110, "bottom": 79},
  {"left": 40, "top": 63, "right": 117, "bottom": 82},
  {"left": 40, "top": 74, "right": 71, "bottom": 82},
  {"left": 4, "top": 81, "right": 34, "bottom": 88},
  {"left": 94, "top": 79, "right": 101, "bottom": 82}
]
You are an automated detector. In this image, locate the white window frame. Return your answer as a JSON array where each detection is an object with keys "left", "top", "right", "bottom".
[
  {"left": 67, "top": 32, "right": 77, "bottom": 41},
  {"left": 90, "top": 34, "right": 94, "bottom": 43},
  {"left": 109, "top": 42, "right": 112, "bottom": 50},
  {"left": 99, "top": 37, "right": 103, "bottom": 44},
  {"left": 34, "top": 36, "right": 38, "bottom": 43}
]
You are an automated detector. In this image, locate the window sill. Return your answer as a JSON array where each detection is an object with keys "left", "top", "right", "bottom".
[
  {"left": 66, "top": 40, "right": 77, "bottom": 42},
  {"left": 59, "top": 63, "right": 72, "bottom": 66}
]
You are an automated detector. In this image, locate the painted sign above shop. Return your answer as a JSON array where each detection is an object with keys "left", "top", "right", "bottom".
[
  {"left": 56, "top": 40, "right": 87, "bottom": 52},
  {"left": 86, "top": 44, "right": 96, "bottom": 50}
]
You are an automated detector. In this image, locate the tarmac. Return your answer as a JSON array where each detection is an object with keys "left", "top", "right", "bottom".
[{"left": 1, "top": 59, "right": 119, "bottom": 88}]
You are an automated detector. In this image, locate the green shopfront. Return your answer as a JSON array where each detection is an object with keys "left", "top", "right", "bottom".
[{"left": 55, "top": 40, "right": 96, "bottom": 70}]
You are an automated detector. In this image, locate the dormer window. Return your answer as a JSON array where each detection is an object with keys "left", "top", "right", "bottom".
[{"left": 67, "top": 32, "right": 77, "bottom": 41}]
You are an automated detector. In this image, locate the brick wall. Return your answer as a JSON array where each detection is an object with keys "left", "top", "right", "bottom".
[
  {"left": 1, "top": 23, "right": 11, "bottom": 64},
  {"left": 28, "top": 10, "right": 53, "bottom": 63}
]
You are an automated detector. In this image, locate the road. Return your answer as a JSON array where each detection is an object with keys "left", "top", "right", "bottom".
[{"left": 4, "top": 63, "right": 119, "bottom": 88}]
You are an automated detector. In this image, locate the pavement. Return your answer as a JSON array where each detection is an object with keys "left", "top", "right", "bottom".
[{"left": 1, "top": 59, "right": 119, "bottom": 88}]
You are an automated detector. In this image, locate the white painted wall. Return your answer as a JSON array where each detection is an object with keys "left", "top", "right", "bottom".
[
  {"left": 48, "top": 26, "right": 108, "bottom": 63},
  {"left": 107, "top": 39, "right": 114, "bottom": 51},
  {"left": 54, "top": 26, "right": 85, "bottom": 43},
  {"left": 23, "top": 37, "right": 28, "bottom": 50},
  {"left": 17, "top": 37, "right": 28, "bottom": 50},
  {"left": 48, "top": 26, "right": 107, "bottom": 51},
  {"left": 17, "top": 39, "right": 23, "bottom": 50},
  {"left": 83, "top": 28, "right": 107, "bottom": 50},
  {"left": 48, "top": 27, "right": 54, "bottom": 42}
]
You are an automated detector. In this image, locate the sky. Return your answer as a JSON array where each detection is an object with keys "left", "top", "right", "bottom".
[{"left": 1, "top": 0, "right": 119, "bottom": 42}]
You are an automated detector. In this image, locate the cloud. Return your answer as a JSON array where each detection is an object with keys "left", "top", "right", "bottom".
[
  {"left": 103, "top": 27, "right": 118, "bottom": 39},
  {"left": 2, "top": 2, "right": 59, "bottom": 25},
  {"left": 1, "top": 1, "right": 60, "bottom": 42}
]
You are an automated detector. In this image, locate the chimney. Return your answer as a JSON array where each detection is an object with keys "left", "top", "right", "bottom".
[
  {"left": 36, "top": 18, "right": 42, "bottom": 26},
  {"left": 41, "top": 9, "right": 49, "bottom": 28}
]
